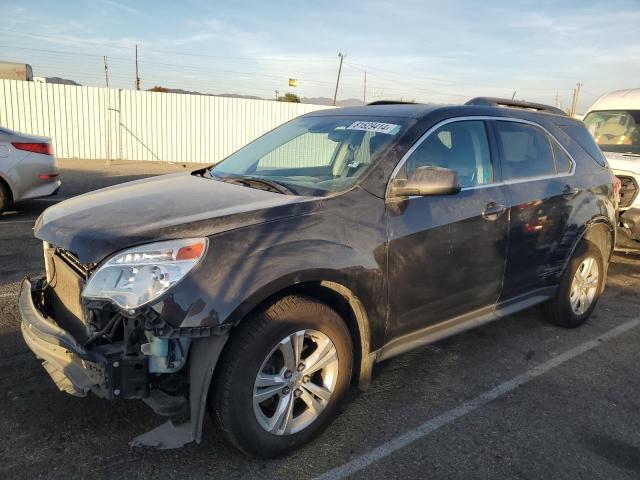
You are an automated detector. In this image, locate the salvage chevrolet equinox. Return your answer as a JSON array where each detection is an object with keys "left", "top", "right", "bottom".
[{"left": 20, "top": 98, "right": 617, "bottom": 457}]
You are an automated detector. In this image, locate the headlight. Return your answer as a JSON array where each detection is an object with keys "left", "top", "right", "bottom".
[{"left": 82, "top": 238, "right": 208, "bottom": 310}]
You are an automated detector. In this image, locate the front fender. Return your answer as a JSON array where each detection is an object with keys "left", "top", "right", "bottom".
[{"left": 151, "top": 214, "right": 388, "bottom": 340}]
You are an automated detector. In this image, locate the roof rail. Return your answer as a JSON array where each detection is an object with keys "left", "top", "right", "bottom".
[
  {"left": 367, "top": 100, "right": 417, "bottom": 106},
  {"left": 465, "top": 97, "right": 566, "bottom": 116}
]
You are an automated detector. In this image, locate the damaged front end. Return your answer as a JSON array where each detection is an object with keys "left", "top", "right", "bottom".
[{"left": 20, "top": 240, "right": 228, "bottom": 448}]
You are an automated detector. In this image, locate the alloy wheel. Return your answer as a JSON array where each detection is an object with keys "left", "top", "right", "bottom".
[
  {"left": 569, "top": 257, "right": 599, "bottom": 315},
  {"left": 253, "top": 329, "right": 339, "bottom": 435}
]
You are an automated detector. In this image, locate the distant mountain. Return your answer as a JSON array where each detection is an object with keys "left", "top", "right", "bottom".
[
  {"left": 147, "top": 86, "right": 204, "bottom": 95},
  {"left": 46, "top": 77, "right": 82, "bottom": 86},
  {"left": 218, "top": 93, "right": 264, "bottom": 100},
  {"left": 301, "top": 97, "right": 365, "bottom": 107},
  {"left": 146, "top": 87, "right": 263, "bottom": 101}
]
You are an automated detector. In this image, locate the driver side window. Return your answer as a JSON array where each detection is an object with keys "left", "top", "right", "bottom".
[{"left": 405, "top": 120, "right": 493, "bottom": 188}]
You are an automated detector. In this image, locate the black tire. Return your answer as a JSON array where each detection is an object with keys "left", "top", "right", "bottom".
[
  {"left": 543, "top": 241, "right": 605, "bottom": 328},
  {"left": 209, "top": 295, "right": 353, "bottom": 458},
  {"left": 0, "top": 183, "right": 8, "bottom": 214}
]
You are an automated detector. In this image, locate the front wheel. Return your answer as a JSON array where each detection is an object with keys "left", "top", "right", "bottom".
[
  {"left": 543, "top": 241, "right": 605, "bottom": 328},
  {"left": 209, "top": 295, "right": 353, "bottom": 457}
]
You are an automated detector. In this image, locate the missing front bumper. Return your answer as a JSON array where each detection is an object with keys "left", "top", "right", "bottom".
[
  {"left": 19, "top": 277, "right": 148, "bottom": 399},
  {"left": 19, "top": 276, "right": 230, "bottom": 449}
]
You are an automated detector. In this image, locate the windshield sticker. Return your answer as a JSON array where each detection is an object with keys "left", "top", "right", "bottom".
[{"left": 346, "top": 121, "right": 401, "bottom": 135}]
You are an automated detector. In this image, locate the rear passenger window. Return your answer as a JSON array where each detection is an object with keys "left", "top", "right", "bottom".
[
  {"left": 552, "top": 141, "right": 573, "bottom": 173},
  {"left": 405, "top": 120, "right": 492, "bottom": 188},
  {"left": 495, "top": 121, "right": 555, "bottom": 180}
]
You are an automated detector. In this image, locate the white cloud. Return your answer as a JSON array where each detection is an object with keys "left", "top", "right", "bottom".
[{"left": 93, "top": 0, "right": 142, "bottom": 16}]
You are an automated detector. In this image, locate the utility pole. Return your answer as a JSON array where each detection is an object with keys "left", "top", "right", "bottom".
[
  {"left": 573, "top": 82, "right": 582, "bottom": 116},
  {"left": 104, "top": 56, "right": 111, "bottom": 165},
  {"left": 333, "top": 53, "right": 345, "bottom": 106},
  {"left": 275, "top": 90, "right": 279, "bottom": 100},
  {"left": 511, "top": 90, "right": 517, "bottom": 100},
  {"left": 363, "top": 70, "right": 367, "bottom": 104},
  {"left": 569, "top": 82, "right": 582, "bottom": 117},
  {"left": 135, "top": 44, "right": 140, "bottom": 91},
  {"left": 103, "top": 56, "right": 109, "bottom": 88}
]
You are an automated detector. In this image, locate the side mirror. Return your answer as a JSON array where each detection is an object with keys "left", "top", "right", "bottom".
[{"left": 389, "top": 166, "right": 462, "bottom": 197}]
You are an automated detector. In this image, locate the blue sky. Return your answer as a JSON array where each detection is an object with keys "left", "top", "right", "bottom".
[{"left": 1, "top": 0, "right": 639, "bottom": 111}]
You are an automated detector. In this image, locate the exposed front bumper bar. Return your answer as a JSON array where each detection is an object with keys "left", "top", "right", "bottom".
[
  {"left": 617, "top": 208, "right": 640, "bottom": 250},
  {"left": 19, "top": 277, "right": 105, "bottom": 397},
  {"left": 620, "top": 208, "right": 640, "bottom": 239}
]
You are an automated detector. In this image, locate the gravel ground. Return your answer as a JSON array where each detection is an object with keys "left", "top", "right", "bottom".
[{"left": 1, "top": 159, "right": 639, "bottom": 479}]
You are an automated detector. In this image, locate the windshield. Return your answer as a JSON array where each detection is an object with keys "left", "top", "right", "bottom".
[
  {"left": 210, "top": 115, "right": 411, "bottom": 196},
  {"left": 583, "top": 110, "right": 640, "bottom": 155}
]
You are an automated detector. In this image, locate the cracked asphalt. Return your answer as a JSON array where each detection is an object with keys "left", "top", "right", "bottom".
[{"left": 1, "top": 159, "right": 640, "bottom": 479}]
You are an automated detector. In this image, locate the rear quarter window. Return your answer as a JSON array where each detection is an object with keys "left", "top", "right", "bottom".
[
  {"left": 559, "top": 124, "right": 609, "bottom": 167},
  {"left": 552, "top": 141, "right": 573, "bottom": 174}
]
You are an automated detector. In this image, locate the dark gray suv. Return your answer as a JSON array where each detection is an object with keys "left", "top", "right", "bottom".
[{"left": 19, "top": 98, "right": 617, "bottom": 457}]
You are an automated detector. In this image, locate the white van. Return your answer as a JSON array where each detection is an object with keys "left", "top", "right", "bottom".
[{"left": 583, "top": 89, "right": 640, "bottom": 250}]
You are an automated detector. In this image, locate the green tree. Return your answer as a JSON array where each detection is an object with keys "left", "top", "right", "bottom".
[
  {"left": 148, "top": 85, "right": 169, "bottom": 93},
  {"left": 277, "top": 92, "right": 300, "bottom": 103}
]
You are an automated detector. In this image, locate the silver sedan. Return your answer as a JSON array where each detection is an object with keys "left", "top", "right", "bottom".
[{"left": 0, "top": 127, "right": 61, "bottom": 213}]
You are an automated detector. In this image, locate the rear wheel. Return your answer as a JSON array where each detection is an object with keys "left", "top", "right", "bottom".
[
  {"left": 209, "top": 295, "right": 353, "bottom": 457},
  {"left": 543, "top": 241, "right": 604, "bottom": 328}
]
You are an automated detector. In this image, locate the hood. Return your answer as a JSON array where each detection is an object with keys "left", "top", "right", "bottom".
[
  {"left": 35, "top": 172, "right": 319, "bottom": 263},
  {"left": 604, "top": 151, "right": 640, "bottom": 175}
]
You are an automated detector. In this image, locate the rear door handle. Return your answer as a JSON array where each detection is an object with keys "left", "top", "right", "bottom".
[
  {"left": 482, "top": 202, "right": 507, "bottom": 221},
  {"left": 562, "top": 185, "right": 580, "bottom": 198}
]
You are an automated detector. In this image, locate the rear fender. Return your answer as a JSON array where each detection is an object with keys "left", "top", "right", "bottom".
[{"left": 563, "top": 217, "right": 615, "bottom": 292}]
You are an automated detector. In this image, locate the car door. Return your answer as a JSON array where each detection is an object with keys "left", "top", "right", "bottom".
[
  {"left": 385, "top": 119, "right": 510, "bottom": 342},
  {"left": 493, "top": 119, "right": 577, "bottom": 300}
]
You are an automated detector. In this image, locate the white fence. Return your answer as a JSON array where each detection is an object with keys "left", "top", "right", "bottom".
[{"left": 0, "top": 79, "right": 332, "bottom": 164}]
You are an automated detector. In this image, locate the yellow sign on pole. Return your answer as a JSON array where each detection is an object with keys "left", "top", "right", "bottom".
[{"left": 288, "top": 78, "right": 298, "bottom": 87}]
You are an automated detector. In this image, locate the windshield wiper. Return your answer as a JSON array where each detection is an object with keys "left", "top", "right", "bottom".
[{"left": 216, "top": 175, "right": 295, "bottom": 195}]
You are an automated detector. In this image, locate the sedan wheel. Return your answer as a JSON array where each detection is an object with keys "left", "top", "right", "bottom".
[{"left": 0, "top": 183, "right": 7, "bottom": 213}]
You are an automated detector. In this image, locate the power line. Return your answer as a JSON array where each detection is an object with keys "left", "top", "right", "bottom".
[
  {"left": 0, "top": 42, "right": 588, "bottom": 106},
  {"left": 0, "top": 45, "right": 361, "bottom": 89},
  {"left": 0, "top": 30, "right": 335, "bottom": 64},
  {"left": 346, "top": 60, "right": 576, "bottom": 94},
  {"left": 2, "top": 44, "right": 572, "bottom": 98}
]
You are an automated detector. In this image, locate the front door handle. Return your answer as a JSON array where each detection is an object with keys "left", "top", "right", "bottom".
[{"left": 482, "top": 202, "right": 507, "bottom": 221}]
